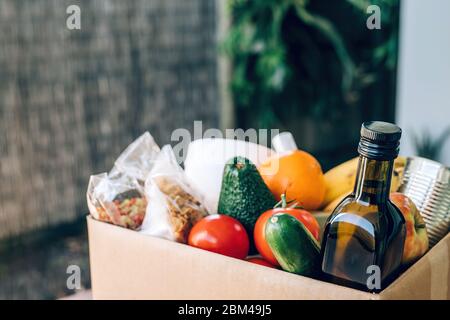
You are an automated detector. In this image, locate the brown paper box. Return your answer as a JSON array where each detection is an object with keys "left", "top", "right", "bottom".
[{"left": 87, "top": 216, "right": 450, "bottom": 300}]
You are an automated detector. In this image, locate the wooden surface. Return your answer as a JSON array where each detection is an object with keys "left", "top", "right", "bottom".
[{"left": 0, "top": 0, "right": 219, "bottom": 240}]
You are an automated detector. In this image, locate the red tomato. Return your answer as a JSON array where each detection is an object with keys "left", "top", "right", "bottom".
[
  {"left": 188, "top": 214, "right": 249, "bottom": 259},
  {"left": 254, "top": 207, "right": 320, "bottom": 266},
  {"left": 246, "top": 257, "right": 278, "bottom": 269}
]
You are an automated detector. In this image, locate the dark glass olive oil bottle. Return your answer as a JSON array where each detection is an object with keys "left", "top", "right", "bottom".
[{"left": 320, "top": 121, "right": 406, "bottom": 292}]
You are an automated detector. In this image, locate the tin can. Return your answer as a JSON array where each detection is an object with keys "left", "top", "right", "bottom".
[{"left": 399, "top": 157, "right": 450, "bottom": 247}]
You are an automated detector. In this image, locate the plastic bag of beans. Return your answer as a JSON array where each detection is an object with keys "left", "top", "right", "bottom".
[{"left": 87, "top": 172, "right": 147, "bottom": 230}]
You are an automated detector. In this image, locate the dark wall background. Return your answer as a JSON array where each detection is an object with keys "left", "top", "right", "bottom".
[
  {"left": 0, "top": 0, "right": 219, "bottom": 239},
  {"left": 225, "top": 0, "right": 399, "bottom": 171}
]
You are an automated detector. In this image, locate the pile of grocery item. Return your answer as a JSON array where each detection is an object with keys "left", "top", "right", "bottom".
[{"left": 87, "top": 121, "right": 439, "bottom": 292}]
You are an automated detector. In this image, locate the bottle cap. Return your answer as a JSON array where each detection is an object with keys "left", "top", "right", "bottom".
[
  {"left": 272, "top": 132, "right": 298, "bottom": 154},
  {"left": 358, "top": 121, "right": 402, "bottom": 160}
]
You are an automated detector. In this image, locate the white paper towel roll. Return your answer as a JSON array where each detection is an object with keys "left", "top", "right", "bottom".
[{"left": 184, "top": 138, "right": 274, "bottom": 213}]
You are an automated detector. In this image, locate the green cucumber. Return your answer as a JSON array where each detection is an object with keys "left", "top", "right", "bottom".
[{"left": 265, "top": 213, "right": 321, "bottom": 276}]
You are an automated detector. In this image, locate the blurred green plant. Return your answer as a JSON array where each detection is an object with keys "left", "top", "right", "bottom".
[
  {"left": 223, "top": 0, "right": 400, "bottom": 128},
  {"left": 412, "top": 127, "right": 450, "bottom": 161}
]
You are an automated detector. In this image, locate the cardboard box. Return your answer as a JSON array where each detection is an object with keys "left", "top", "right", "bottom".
[{"left": 87, "top": 216, "right": 450, "bottom": 300}]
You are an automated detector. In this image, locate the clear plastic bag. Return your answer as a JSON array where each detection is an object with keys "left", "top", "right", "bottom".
[
  {"left": 140, "top": 145, "right": 208, "bottom": 243},
  {"left": 112, "top": 131, "right": 161, "bottom": 183},
  {"left": 87, "top": 172, "right": 147, "bottom": 230},
  {"left": 87, "top": 132, "right": 160, "bottom": 229}
]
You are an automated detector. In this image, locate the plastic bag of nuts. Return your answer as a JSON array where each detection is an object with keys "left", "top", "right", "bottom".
[{"left": 140, "top": 145, "right": 208, "bottom": 243}]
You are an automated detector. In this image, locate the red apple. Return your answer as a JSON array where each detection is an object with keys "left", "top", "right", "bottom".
[{"left": 390, "top": 192, "right": 429, "bottom": 265}]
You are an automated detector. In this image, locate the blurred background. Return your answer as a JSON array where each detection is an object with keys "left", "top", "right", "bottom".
[{"left": 0, "top": 0, "right": 449, "bottom": 299}]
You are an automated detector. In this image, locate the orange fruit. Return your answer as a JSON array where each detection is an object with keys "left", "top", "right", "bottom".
[{"left": 258, "top": 150, "right": 326, "bottom": 210}]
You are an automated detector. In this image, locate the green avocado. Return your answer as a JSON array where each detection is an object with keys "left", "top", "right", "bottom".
[
  {"left": 265, "top": 213, "right": 321, "bottom": 276},
  {"left": 218, "top": 156, "right": 276, "bottom": 251}
]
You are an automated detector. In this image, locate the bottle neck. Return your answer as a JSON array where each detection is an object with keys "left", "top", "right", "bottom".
[{"left": 353, "top": 155, "right": 394, "bottom": 205}]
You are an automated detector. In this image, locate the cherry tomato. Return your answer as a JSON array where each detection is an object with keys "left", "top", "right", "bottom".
[
  {"left": 254, "top": 207, "right": 320, "bottom": 266},
  {"left": 188, "top": 214, "right": 249, "bottom": 259},
  {"left": 246, "top": 257, "right": 278, "bottom": 269}
]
